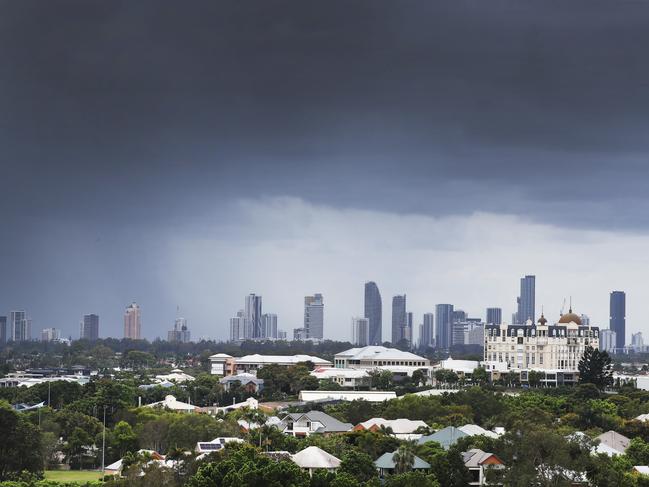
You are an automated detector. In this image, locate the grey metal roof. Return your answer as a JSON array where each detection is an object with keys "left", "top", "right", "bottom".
[
  {"left": 374, "top": 451, "right": 431, "bottom": 470},
  {"left": 417, "top": 426, "right": 469, "bottom": 449},
  {"left": 283, "top": 410, "right": 353, "bottom": 433}
]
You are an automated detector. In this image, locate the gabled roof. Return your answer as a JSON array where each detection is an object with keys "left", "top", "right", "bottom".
[
  {"left": 336, "top": 346, "right": 427, "bottom": 362},
  {"left": 292, "top": 446, "right": 341, "bottom": 469},
  {"left": 462, "top": 449, "right": 504, "bottom": 468},
  {"left": 358, "top": 418, "right": 428, "bottom": 434},
  {"left": 283, "top": 410, "right": 352, "bottom": 433},
  {"left": 418, "top": 426, "right": 468, "bottom": 448},
  {"left": 459, "top": 424, "right": 500, "bottom": 439},
  {"left": 374, "top": 451, "right": 431, "bottom": 470}
]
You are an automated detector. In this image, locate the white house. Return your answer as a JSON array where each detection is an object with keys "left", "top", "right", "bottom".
[{"left": 292, "top": 446, "right": 341, "bottom": 476}]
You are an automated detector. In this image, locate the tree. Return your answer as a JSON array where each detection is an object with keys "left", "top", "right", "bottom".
[
  {"left": 65, "top": 426, "right": 94, "bottom": 469},
  {"left": 339, "top": 449, "right": 377, "bottom": 483},
  {"left": 472, "top": 367, "right": 489, "bottom": 385},
  {"left": 112, "top": 420, "right": 138, "bottom": 457},
  {"left": 0, "top": 401, "right": 43, "bottom": 480},
  {"left": 579, "top": 346, "right": 613, "bottom": 390},
  {"left": 412, "top": 369, "right": 428, "bottom": 387},
  {"left": 527, "top": 370, "right": 544, "bottom": 388},
  {"left": 369, "top": 370, "right": 393, "bottom": 390},
  {"left": 384, "top": 471, "right": 440, "bottom": 487},
  {"left": 393, "top": 441, "right": 416, "bottom": 474}
]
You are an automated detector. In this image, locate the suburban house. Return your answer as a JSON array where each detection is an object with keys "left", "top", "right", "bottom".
[
  {"left": 145, "top": 395, "right": 195, "bottom": 412},
  {"left": 209, "top": 353, "right": 332, "bottom": 376},
  {"left": 219, "top": 372, "right": 264, "bottom": 393},
  {"left": 298, "top": 390, "right": 396, "bottom": 402},
  {"left": 418, "top": 426, "right": 469, "bottom": 449},
  {"left": 195, "top": 437, "right": 244, "bottom": 454},
  {"left": 374, "top": 450, "right": 431, "bottom": 478},
  {"left": 279, "top": 410, "right": 353, "bottom": 437},
  {"left": 292, "top": 446, "right": 341, "bottom": 476},
  {"left": 596, "top": 430, "right": 631, "bottom": 456},
  {"left": 354, "top": 418, "right": 429, "bottom": 439},
  {"left": 462, "top": 449, "right": 505, "bottom": 486}
]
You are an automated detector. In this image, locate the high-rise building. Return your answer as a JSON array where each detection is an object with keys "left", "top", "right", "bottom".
[
  {"left": 245, "top": 294, "right": 263, "bottom": 339},
  {"left": 0, "top": 316, "right": 6, "bottom": 344},
  {"left": 600, "top": 329, "right": 617, "bottom": 352},
  {"left": 168, "top": 317, "right": 190, "bottom": 343},
  {"left": 293, "top": 327, "right": 307, "bottom": 341},
  {"left": 452, "top": 310, "right": 467, "bottom": 323},
  {"left": 435, "top": 304, "right": 454, "bottom": 349},
  {"left": 41, "top": 328, "right": 61, "bottom": 342},
  {"left": 351, "top": 317, "right": 370, "bottom": 346},
  {"left": 304, "top": 294, "right": 324, "bottom": 340},
  {"left": 123, "top": 302, "right": 141, "bottom": 340},
  {"left": 10, "top": 310, "right": 30, "bottom": 342},
  {"left": 229, "top": 310, "right": 244, "bottom": 342},
  {"left": 364, "top": 281, "right": 383, "bottom": 345},
  {"left": 421, "top": 313, "right": 434, "bottom": 348},
  {"left": 580, "top": 314, "right": 590, "bottom": 327},
  {"left": 262, "top": 313, "right": 278, "bottom": 339},
  {"left": 486, "top": 308, "right": 502, "bottom": 325},
  {"left": 80, "top": 314, "right": 99, "bottom": 341},
  {"left": 277, "top": 330, "right": 287, "bottom": 340},
  {"left": 632, "top": 332, "right": 644, "bottom": 352},
  {"left": 516, "top": 275, "right": 535, "bottom": 324},
  {"left": 610, "top": 291, "right": 626, "bottom": 349},
  {"left": 391, "top": 295, "right": 407, "bottom": 345}
]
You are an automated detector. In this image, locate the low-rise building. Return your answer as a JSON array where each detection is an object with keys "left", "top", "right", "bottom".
[
  {"left": 462, "top": 449, "right": 505, "bottom": 486},
  {"left": 334, "top": 346, "right": 429, "bottom": 369},
  {"left": 418, "top": 426, "right": 469, "bottom": 449},
  {"left": 374, "top": 451, "right": 431, "bottom": 478},
  {"left": 145, "top": 395, "right": 196, "bottom": 412},
  {"left": 195, "top": 437, "right": 244, "bottom": 454},
  {"left": 292, "top": 446, "right": 341, "bottom": 476},
  {"left": 310, "top": 367, "right": 370, "bottom": 388},
  {"left": 209, "top": 353, "right": 332, "bottom": 376},
  {"left": 219, "top": 373, "right": 264, "bottom": 393},
  {"left": 298, "top": 390, "right": 397, "bottom": 403},
  {"left": 353, "top": 418, "right": 429, "bottom": 439},
  {"left": 279, "top": 410, "right": 353, "bottom": 437}
]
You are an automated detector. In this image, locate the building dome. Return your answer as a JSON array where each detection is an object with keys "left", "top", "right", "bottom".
[
  {"left": 537, "top": 314, "right": 547, "bottom": 326},
  {"left": 558, "top": 309, "right": 582, "bottom": 325}
]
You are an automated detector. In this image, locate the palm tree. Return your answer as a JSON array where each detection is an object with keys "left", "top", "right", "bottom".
[{"left": 393, "top": 441, "right": 416, "bottom": 474}]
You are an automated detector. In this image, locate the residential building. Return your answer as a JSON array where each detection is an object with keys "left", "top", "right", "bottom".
[
  {"left": 334, "top": 345, "right": 429, "bottom": 369},
  {"left": 596, "top": 430, "right": 630, "bottom": 456},
  {"left": 483, "top": 310, "right": 600, "bottom": 385},
  {"left": 145, "top": 395, "right": 195, "bottom": 412},
  {"left": 632, "top": 332, "right": 644, "bottom": 352},
  {"left": 168, "top": 317, "right": 190, "bottom": 343},
  {"left": 123, "top": 302, "right": 141, "bottom": 340},
  {"left": 353, "top": 418, "right": 428, "bottom": 439},
  {"left": 486, "top": 308, "right": 502, "bottom": 325},
  {"left": 219, "top": 373, "right": 264, "bottom": 393},
  {"left": 351, "top": 317, "right": 370, "bottom": 346},
  {"left": 391, "top": 295, "right": 407, "bottom": 345},
  {"left": 421, "top": 313, "right": 434, "bottom": 348},
  {"left": 80, "top": 314, "right": 99, "bottom": 341},
  {"left": 435, "top": 304, "right": 454, "bottom": 349},
  {"left": 0, "top": 316, "right": 6, "bottom": 344},
  {"left": 262, "top": 313, "right": 278, "bottom": 339},
  {"left": 418, "top": 426, "right": 469, "bottom": 449},
  {"left": 465, "top": 322, "right": 485, "bottom": 346},
  {"left": 610, "top": 291, "right": 626, "bottom": 349},
  {"left": 209, "top": 353, "right": 332, "bottom": 376},
  {"left": 195, "top": 438, "right": 245, "bottom": 454},
  {"left": 516, "top": 275, "right": 535, "bottom": 324},
  {"left": 278, "top": 330, "right": 287, "bottom": 340},
  {"left": 600, "top": 329, "right": 617, "bottom": 352},
  {"left": 375, "top": 451, "right": 431, "bottom": 478},
  {"left": 245, "top": 294, "right": 263, "bottom": 339},
  {"left": 292, "top": 446, "right": 341, "bottom": 476},
  {"left": 304, "top": 294, "right": 324, "bottom": 340},
  {"left": 293, "top": 327, "right": 307, "bottom": 341},
  {"left": 40, "top": 328, "right": 60, "bottom": 342},
  {"left": 364, "top": 281, "right": 383, "bottom": 345},
  {"left": 10, "top": 310, "right": 30, "bottom": 342},
  {"left": 310, "top": 367, "right": 370, "bottom": 388},
  {"left": 462, "top": 449, "right": 505, "bottom": 486},
  {"left": 279, "top": 411, "right": 352, "bottom": 437}
]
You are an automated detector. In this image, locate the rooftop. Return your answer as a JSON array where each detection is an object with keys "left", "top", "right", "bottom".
[
  {"left": 292, "top": 446, "right": 341, "bottom": 469},
  {"left": 336, "top": 346, "right": 428, "bottom": 362}
]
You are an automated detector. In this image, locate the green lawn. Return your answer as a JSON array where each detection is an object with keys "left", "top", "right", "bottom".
[{"left": 44, "top": 470, "right": 103, "bottom": 482}]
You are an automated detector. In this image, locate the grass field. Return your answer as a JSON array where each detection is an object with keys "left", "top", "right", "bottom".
[{"left": 44, "top": 470, "right": 103, "bottom": 482}]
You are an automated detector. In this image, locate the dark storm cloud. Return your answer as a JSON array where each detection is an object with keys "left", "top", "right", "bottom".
[{"left": 2, "top": 0, "right": 649, "bottom": 225}]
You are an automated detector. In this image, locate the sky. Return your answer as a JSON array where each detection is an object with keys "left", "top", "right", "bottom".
[{"left": 2, "top": 0, "right": 649, "bottom": 342}]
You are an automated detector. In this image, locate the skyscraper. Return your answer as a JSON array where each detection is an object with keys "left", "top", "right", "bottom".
[
  {"left": 391, "top": 295, "right": 407, "bottom": 345},
  {"left": 600, "top": 329, "right": 617, "bottom": 352},
  {"left": 0, "top": 316, "right": 6, "bottom": 344},
  {"left": 229, "top": 310, "right": 244, "bottom": 342},
  {"left": 610, "top": 291, "right": 626, "bottom": 350},
  {"left": 10, "top": 310, "right": 30, "bottom": 342},
  {"left": 80, "top": 314, "right": 99, "bottom": 341},
  {"left": 435, "top": 304, "right": 454, "bottom": 349},
  {"left": 486, "top": 308, "right": 502, "bottom": 325},
  {"left": 168, "top": 317, "right": 190, "bottom": 343},
  {"left": 421, "top": 313, "right": 434, "bottom": 348},
  {"left": 41, "top": 328, "right": 61, "bottom": 342},
  {"left": 304, "top": 294, "right": 324, "bottom": 340},
  {"left": 123, "top": 302, "right": 141, "bottom": 340},
  {"left": 351, "top": 317, "right": 369, "bottom": 346},
  {"left": 516, "top": 275, "right": 536, "bottom": 324},
  {"left": 245, "top": 294, "right": 263, "bottom": 339},
  {"left": 364, "top": 281, "right": 382, "bottom": 345},
  {"left": 262, "top": 313, "right": 278, "bottom": 339}
]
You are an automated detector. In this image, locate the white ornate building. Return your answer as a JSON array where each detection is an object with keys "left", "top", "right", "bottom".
[{"left": 483, "top": 309, "right": 600, "bottom": 386}]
